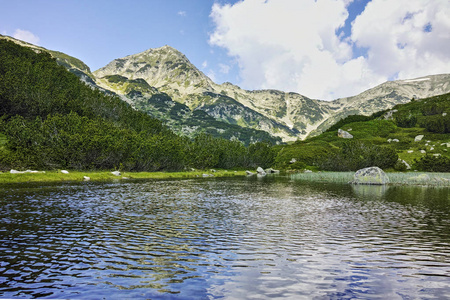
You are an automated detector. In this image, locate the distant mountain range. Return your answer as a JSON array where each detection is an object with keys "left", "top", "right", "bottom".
[{"left": 3, "top": 34, "right": 450, "bottom": 143}]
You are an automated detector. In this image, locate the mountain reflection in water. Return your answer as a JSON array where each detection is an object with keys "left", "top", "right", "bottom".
[{"left": 0, "top": 176, "right": 449, "bottom": 299}]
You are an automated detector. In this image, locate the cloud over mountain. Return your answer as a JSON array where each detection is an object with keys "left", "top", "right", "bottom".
[
  {"left": 13, "top": 29, "right": 40, "bottom": 45},
  {"left": 209, "top": 0, "right": 450, "bottom": 100}
]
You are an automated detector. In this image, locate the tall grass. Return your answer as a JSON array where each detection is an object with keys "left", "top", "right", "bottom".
[
  {"left": 290, "top": 171, "right": 450, "bottom": 186},
  {"left": 0, "top": 170, "right": 247, "bottom": 185}
]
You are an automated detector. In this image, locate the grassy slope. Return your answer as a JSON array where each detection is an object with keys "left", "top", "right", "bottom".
[{"left": 274, "top": 93, "right": 450, "bottom": 171}]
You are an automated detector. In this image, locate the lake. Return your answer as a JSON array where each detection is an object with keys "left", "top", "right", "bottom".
[{"left": 0, "top": 176, "right": 449, "bottom": 299}]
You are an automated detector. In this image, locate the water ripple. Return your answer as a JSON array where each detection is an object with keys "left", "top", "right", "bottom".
[{"left": 0, "top": 178, "right": 449, "bottom": 299}]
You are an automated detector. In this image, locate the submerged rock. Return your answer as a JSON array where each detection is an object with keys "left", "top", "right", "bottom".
[{"left": 350, "top": 167, "right": 389, "bottom": 185}]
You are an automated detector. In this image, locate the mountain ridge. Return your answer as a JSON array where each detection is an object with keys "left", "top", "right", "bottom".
[
  {"left": 93, "top": 44, "right": 450, "bottom": 141},
  {"left": 3, "top": 34, "right": 450, "bottom": 142}
]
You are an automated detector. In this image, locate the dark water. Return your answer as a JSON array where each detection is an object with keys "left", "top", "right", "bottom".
[{"left": 0, "top": 176, "right": 449, "bottom": 299}]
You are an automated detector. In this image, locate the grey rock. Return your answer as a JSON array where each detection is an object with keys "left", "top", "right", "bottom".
[
  {"left": 61, "top": 170, "right": 69, "bottom": 174},
  {"left": 420, "top": 150, "right": 426, "bottom": 154},
  {"left": 83, "top": 176, "right": 91, "bottom": 181},
  {"left": 265, "top": 168, "right": 280, "bottom": 174},
  {"left": 338, "top": 129, "right": 353, "bottom": 139},
  {"left": 111, "top": 171, "right": 121, "bottom": 176},
  {"left": 414, "top": 135, "right": 424, "bottom": 142},
  {"left": 256, "top": 167, "right": 266, "bottom": 176},
  {"left": 350, "top": 167, "right": 390, "bottom": 185},
  {"left": 399, "top": 159, "right": 411, "bottom": 170},
  {"left": 10, "top": 169, "right": 23, "bottom": 174},
  {"left": 304, "top": 169, "right": 313, "bottom": 173},
  {"left": 246, "top": 170, "right": 255, "bottom": 176},
  {"left": 392, "top": 139, "right": 399, "bottom": 142},
  {"left": 289, "top": 158, "right": 297, "bottom": 164}
]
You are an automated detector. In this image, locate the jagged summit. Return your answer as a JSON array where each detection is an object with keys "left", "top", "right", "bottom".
[{"left": 94, "top": 45, "right": 215, "bottom": 100}]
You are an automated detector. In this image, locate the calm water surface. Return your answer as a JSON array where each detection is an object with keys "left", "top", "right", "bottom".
[{"left": 0, "top": 176, "right": 449, "bottom": 299}]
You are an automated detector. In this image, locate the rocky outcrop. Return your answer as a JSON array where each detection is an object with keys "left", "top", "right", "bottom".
[
  {"left": 350, "top": 167, "right": 390, "bottom": 185},
  {"left": 338, "top": 129, "right": 353, "bottom": 139}
]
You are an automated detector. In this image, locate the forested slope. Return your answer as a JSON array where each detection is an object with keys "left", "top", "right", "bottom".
[{"left": 0, "top": 40, "right": 275, "bottom": 171}]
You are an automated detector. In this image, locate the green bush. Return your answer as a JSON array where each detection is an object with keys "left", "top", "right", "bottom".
[
  {"left": 421, "top": 115, "right": 450, "bottom": 133},
  {"left": 320, "top": 140, "right": 398, "bottom": 171},
  {"left": 414, "top": 155, "right": 450, "bottom": 172},
  {"left": 394, "top": 113, "right": 417, "bottom": 128}
]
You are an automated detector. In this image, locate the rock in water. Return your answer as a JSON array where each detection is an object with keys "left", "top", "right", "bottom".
[
  {"left": 351, "top": 167, "right": 389, "bottom": 185},
  {"left": 338, "top": 129, "right": 353, "bottom": 139},
  {"left": 256, "top": 167, "right": 266, "bottom": 176},
  {"left": 265, "top": 168, "right": 280, "bottom": 174}
]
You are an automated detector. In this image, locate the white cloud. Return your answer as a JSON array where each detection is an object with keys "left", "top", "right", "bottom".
[
  {"left": 207, "top": 70, "right": 216, "bottom": 82},
  {"left": 209, "top": 0, "right": 450, "bottom": 100},
  {"left": 352, "top": 0, "right": 450, "bottom": 81},
  {"left": 178, "top": 11, "right": 187, "bottom": 17},
  {"left": 219, "top": 63, "right": 230, "bottom": 74},
  {"left": 13, "top": 29, "right": 40, "bottom": 45},
  {"left": 202, "top": 60, "right": 208, "bottom": 69}
]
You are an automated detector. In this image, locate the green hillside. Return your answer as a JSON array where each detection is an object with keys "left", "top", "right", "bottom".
[
  {"left": 274, "top": 93, "right": 450, "bottom": 172},
  {"left": 0, "top": 39, "right": 275, "bottom": 172}
]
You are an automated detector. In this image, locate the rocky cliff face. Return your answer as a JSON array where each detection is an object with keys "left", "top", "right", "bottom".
[
  {"left": 94, "top": 45, "right": 450, "bottom": 141},
  {"left": 4, "top": 35, "right": 450, "bottom": 142}
]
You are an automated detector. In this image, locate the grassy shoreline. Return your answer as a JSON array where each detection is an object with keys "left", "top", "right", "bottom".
[
  {"left": 1, "top": 169, "right": 449, "bottom": 187},
  {"left": 290, "top": 171, "right": 450, "bottom": 186},
  {"left": 0, "top": 170, "right": 247, "bottom": 185}
]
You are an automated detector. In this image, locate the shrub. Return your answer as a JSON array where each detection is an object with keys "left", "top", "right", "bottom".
[
  {"left": 394, "top": 113, "right": 417, "bottom": 128},
  {"left": 421, "top": 115, "right": 450, "bottom": 133},
  {"left": 320, "top": 140, "right": 398, "bottom": 171},
  {"left": 414, "top": 155, "right": 450, "bottom": 172}
]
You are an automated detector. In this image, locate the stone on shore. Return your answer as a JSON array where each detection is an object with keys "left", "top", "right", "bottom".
[
  {"left": 111, "top": 171, "right": 121, "bottom": 176},
  {"left": 61, "top": 170, "right": 69, "bottom": 174},
  {"left": 265, "top": 168, "right": 280, "bottom": 174},
  {"left": 350, "top": 167, "right": 389, "bottom": 185},
  {"left": 246, "top": 170, "right": 255, "bottom": 176},
  {"left": 256, "top": 167, "right": 266, "bottom": 176}
]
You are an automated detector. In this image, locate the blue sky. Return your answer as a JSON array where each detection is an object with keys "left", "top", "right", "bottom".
[{"left": 1, "top": 0, "right": 449, "bottom": 100}]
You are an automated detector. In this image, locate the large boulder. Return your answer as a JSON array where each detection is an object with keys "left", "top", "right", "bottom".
[
  {"left": 351, "top": 167, "right": 390, "bottom": 185},
  {"left": 338, "top": 129, "right": 353, "bottom": 139}
]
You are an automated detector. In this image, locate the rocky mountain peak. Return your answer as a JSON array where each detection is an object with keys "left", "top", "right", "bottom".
[{"left": 93, "top": 45, "right": 215, "bottom": 101}]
